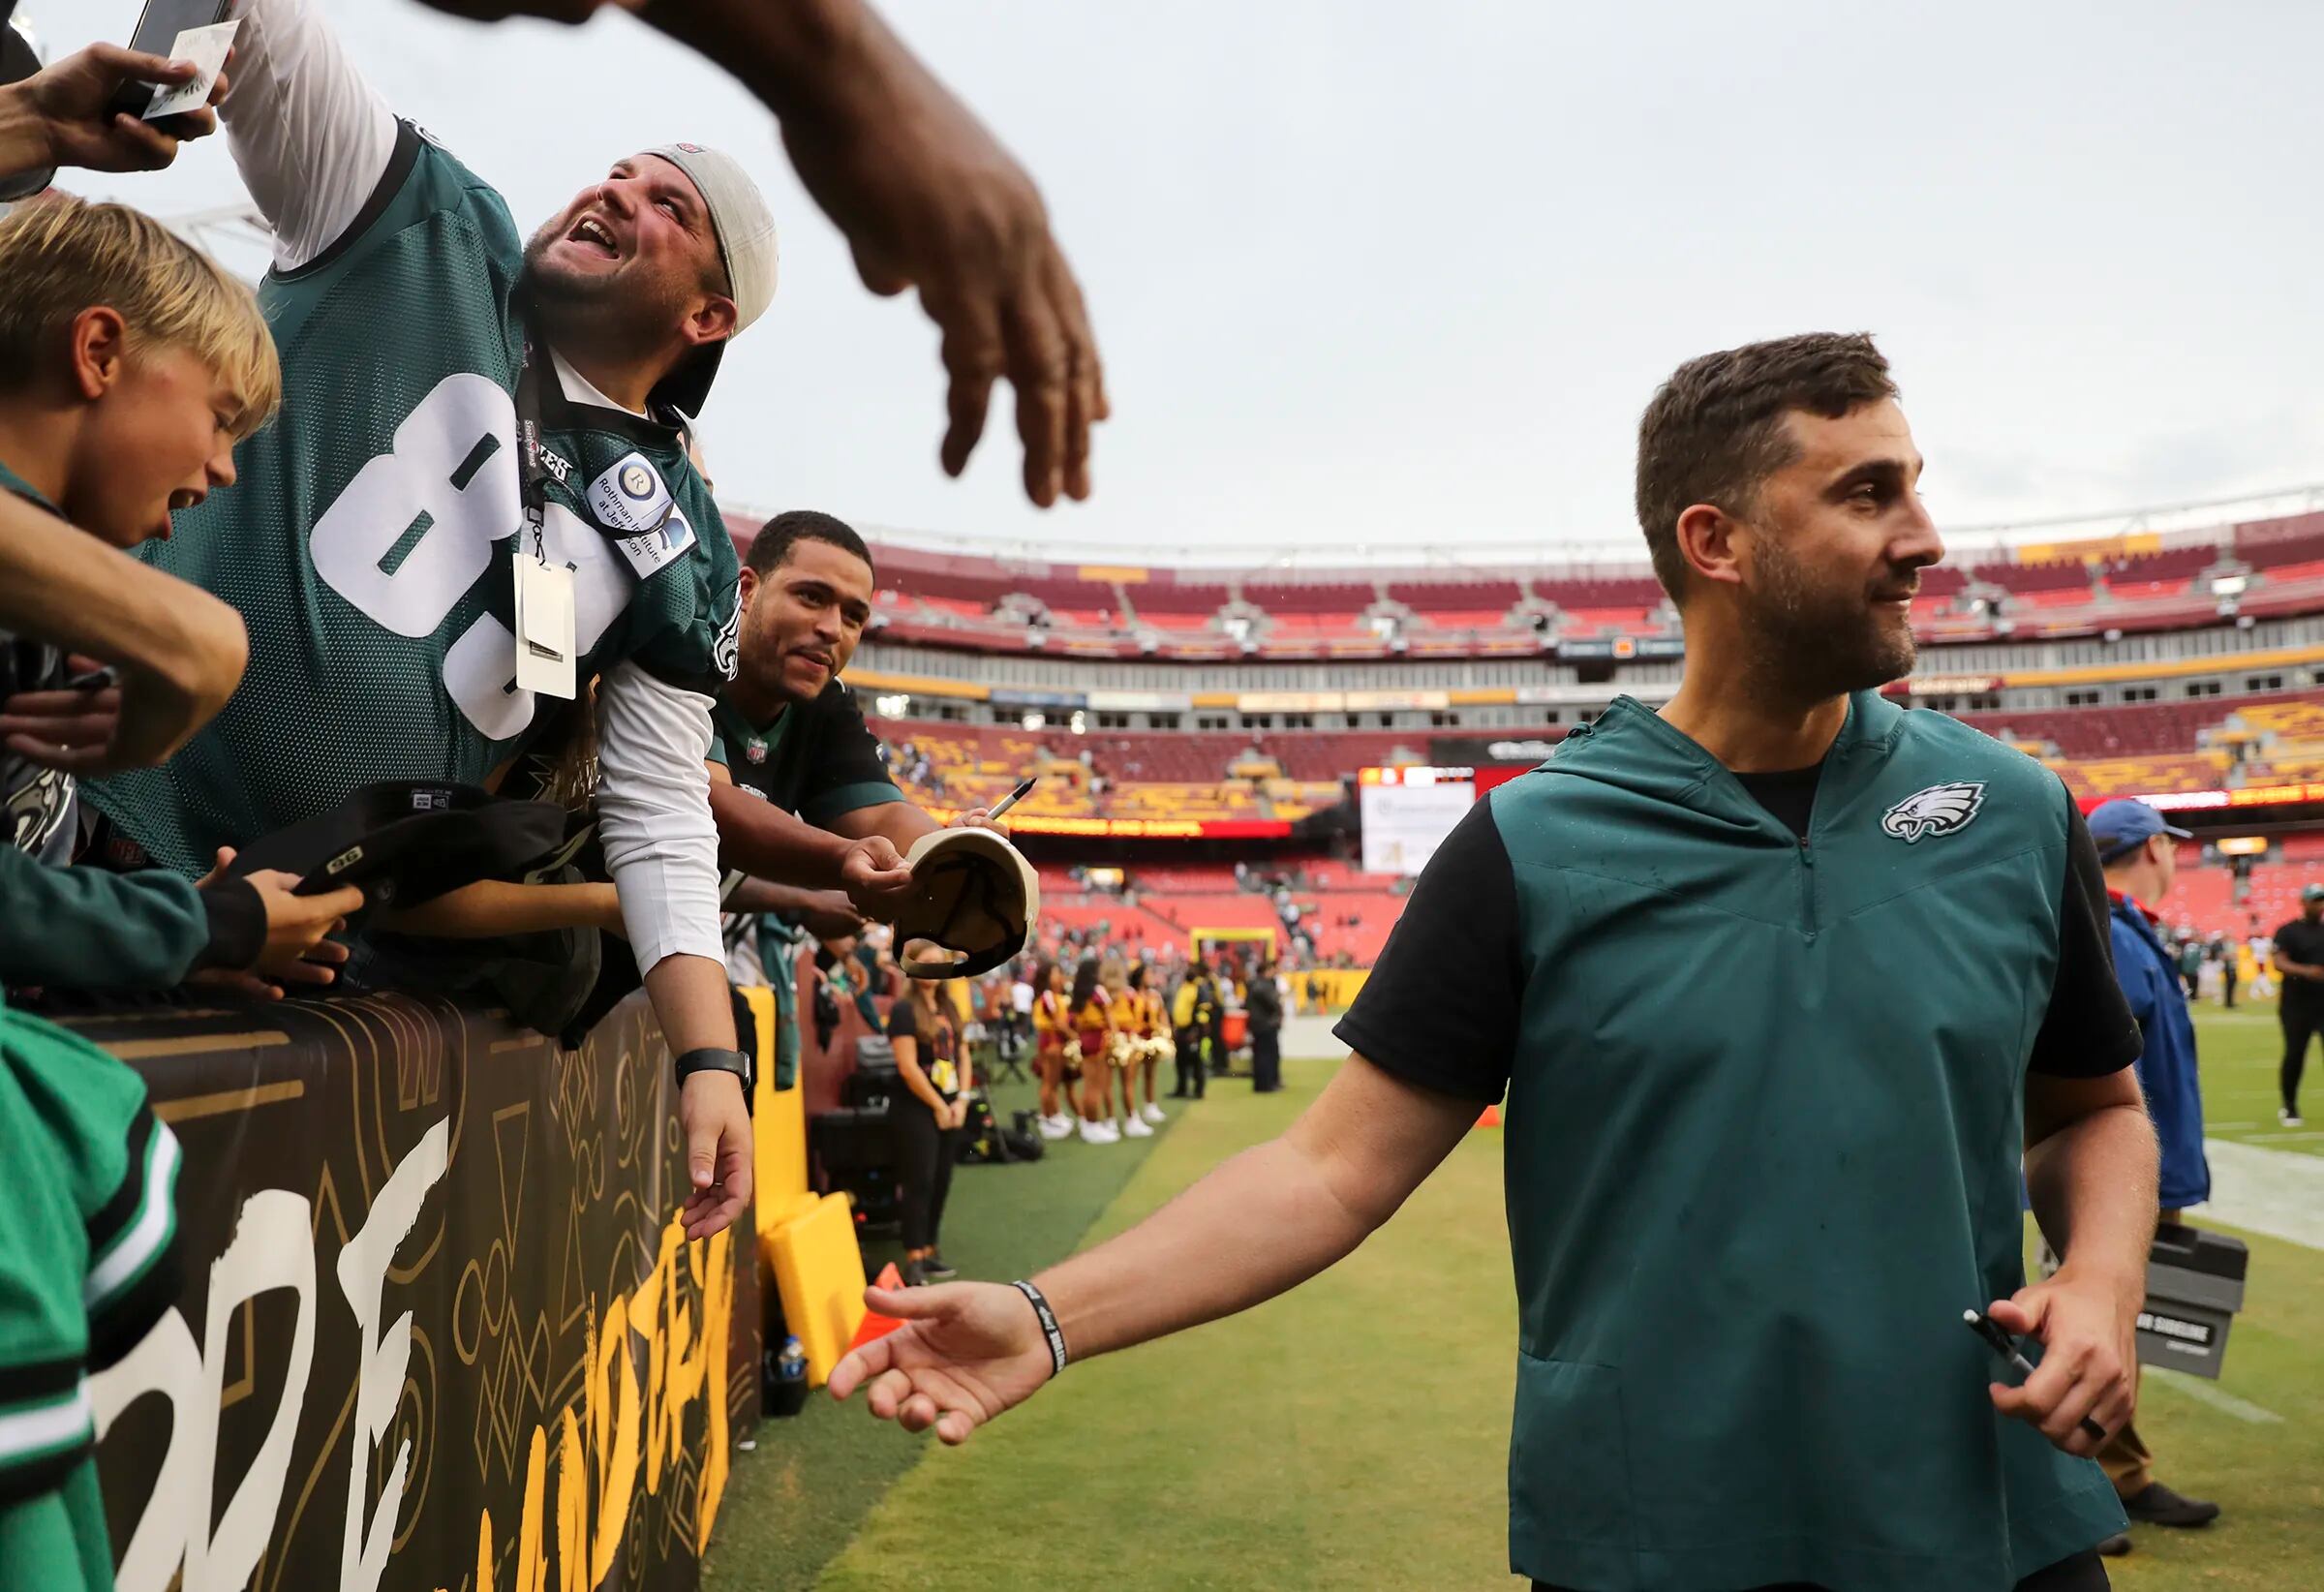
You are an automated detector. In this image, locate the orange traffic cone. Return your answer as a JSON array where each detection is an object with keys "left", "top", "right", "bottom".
[
  {"left": 848, "top": 1263, "right": 908, "bottom": 1352},
  {"left": 1475, "top": 1104, "right": 1501, "bottom": 1128}
]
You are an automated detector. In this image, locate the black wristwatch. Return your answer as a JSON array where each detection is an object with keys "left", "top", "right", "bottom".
[{"left": 674, "top": 1046, "right": 754, "bottom": 1105}]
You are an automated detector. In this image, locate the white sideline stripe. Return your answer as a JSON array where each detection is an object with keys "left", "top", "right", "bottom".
[
  {"left": 84, "top": 1121, "right": 180, "bottom": 1309},
  {"left": 2146, "top": 1367, "right": 2283, "bottom": 1425},
  {"left": 2194, "top": 1137, "right": 2324, "bottom": 1253},
  {"left": 0, "top": 1383, "right": 92, "bottom": 1462}
]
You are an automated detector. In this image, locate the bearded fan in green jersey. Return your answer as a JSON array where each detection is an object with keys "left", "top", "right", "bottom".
[{"left": 81, "top": 0, "right": 766, "bottom": 1240}]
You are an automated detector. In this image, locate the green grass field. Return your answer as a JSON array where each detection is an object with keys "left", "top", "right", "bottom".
[
  {"left": 2175, "top": 1001, "right": 2322, "bottom": 1159},
  {"left": 708, "top": 1010, "right": 2324, "bottom": 1591}
]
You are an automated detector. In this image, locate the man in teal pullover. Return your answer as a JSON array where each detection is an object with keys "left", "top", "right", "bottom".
[{"left": 823, "top": 334, "right": 2158, "bottom": 1592}]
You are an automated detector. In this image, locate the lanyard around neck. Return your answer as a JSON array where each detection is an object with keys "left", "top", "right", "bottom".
[{"left": 515, "top": 333, "right": 678, "bottom": 564}]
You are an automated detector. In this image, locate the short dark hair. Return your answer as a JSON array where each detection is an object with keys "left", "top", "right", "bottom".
[
  {"left": 1634, "top": 332, "right": 1898, "bottom": 600},
  {"left": 744, "top": 509, "right": 876, "bottom": 583}
]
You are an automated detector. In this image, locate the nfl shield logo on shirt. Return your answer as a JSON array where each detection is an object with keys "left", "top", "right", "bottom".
[{"left": 1881, "top": 781, "right": 1986, "bottom": 843}]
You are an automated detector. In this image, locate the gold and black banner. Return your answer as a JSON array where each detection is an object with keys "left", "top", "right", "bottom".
[{"left": 66, "top": 991, "right": 760, "bottom": 1592}]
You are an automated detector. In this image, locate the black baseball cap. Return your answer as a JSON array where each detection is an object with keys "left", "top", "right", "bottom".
[{"left": 227, "top": 781, "right": 570, "bottom": 912}]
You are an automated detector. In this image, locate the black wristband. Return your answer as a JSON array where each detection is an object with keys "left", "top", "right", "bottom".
[
  {"left": 1011, "top": 1279, "right": 1067, "bottom": 1378},
  {"left": 192, "top": 876, "right": 268, "bottom": 974},
  {"left": 674, "top": 1046, "right": 753, "bottom": 1098}
]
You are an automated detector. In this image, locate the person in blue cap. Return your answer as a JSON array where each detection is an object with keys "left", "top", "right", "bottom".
[{"left": 2088, "top": 798, "right": 2222, "bottom": 1539}]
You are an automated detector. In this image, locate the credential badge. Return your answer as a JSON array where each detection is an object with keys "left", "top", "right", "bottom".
[{"left": 587, "top": 450, "right": 673, "bottom": 536}]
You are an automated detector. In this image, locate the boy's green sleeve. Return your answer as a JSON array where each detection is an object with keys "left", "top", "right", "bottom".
[{"left": 0, "top": 845, "right": 260, "bottom": 991}]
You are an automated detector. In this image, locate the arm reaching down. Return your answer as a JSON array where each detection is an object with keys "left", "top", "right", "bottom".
[
  {"left": 409, "top": 0, "right": 1108, "bottom": 507},
  {"left": 596, "top": 660, "right": 750, "bottom": 1239},
  {"left": 828, "top": 1054, "right": 1477, "bottom": 1443},
  {"left": 675, "top": 0, "right": 1107, "bottom": 505},
  {"left": 598, "top": 660, "right": 726, "bottom": 977}
]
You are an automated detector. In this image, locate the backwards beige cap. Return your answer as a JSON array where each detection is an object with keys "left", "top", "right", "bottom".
[
  {"left": 643, "top": 142, "right": 778, "bottom": 417},
  {"left": 894, "top": 828, "right": 1043, "bottom": 980}
]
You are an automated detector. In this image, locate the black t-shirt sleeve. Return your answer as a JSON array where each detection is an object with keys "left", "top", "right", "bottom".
[
  {"left": 2026, "top": 792, "right": 2145, "bottom": 1079},
  {"left": 885, "top": 997, "right": 920, "bottom": 1043},
  {"left": 2272, "top": 919, "right": 2324, "bottom": 1006},
  {"left": 2276, "top": 919, "right": 2324, "bottom": 964},
  {"left": 798, "top": 685, "right": 904, "bottom": 826},
  {"left": 1333, "top": 798, "right": 1523, "bottom": 1102}
]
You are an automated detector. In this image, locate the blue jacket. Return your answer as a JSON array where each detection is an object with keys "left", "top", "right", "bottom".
[{"left": 2108, "top": 893, "right": 2211, "bottom": 1209}]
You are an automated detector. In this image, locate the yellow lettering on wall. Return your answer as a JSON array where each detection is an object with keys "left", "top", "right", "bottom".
[
  {"left": 637, "top": 1222, "right": 679, "bottom": 1497},
  {"left": 557, "top": 1407, "right": 587, "bottom": 1592},
  {"left": 447, "top": 1211, "right": 737, "bottom": 1591},
  {"left": 588, "top": 1292, "right": 643, "bottom": 1588},
  {"left": 516, "top": 1424, "right": 548, "bottom": 1592},
  {"left": 696, "top": 1227, "right": 733, "bottom": 1554}
]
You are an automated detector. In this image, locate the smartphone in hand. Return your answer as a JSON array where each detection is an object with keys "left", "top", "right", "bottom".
[{"left": 105, "top": 0, "right": 234, "bottom": 138}]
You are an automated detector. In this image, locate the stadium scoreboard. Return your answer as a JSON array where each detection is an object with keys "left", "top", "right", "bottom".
[{"left": 1357, "top": 765, "right": 1479, "bottom": 874}]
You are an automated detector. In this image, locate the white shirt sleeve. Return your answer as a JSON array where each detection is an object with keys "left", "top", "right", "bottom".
[
  {"left": 595, "top": 659, "right": 726, "bottom": 974},
  {"left": 222, "top": 0, "right": 400, "bottom": 272}
]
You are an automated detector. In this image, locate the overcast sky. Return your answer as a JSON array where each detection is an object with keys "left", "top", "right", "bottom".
[{"left": 39, "top": 0, "right": 2324, "bottom": 564}]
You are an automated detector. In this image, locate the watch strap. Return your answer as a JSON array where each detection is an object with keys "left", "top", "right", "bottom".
[{"left": 674, "top": 1045, "right": 753, "bottom": 1098}]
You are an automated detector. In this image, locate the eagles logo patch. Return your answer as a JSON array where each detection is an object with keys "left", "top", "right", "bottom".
[
  {"left": 1881, "top": 781, "right": 1986, "bottom": 843},
  {"left": 7, "top": 763, "right": 74, "bottom": 861},
  {"left": 712, "top": 589, "right": 742, "bottom": 681}
]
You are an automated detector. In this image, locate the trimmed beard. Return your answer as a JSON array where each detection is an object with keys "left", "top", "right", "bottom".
[
  {"left": 519, "top": 223, "right": 682, "bottom": 367},
  {"left": 1742, "top": 534, "right": 1919, "bottom": 701}
]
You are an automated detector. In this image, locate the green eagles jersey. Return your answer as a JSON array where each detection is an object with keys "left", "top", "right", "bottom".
[
  {"left": 88, "top": 122, "right": 740, "bottom": 876},
  {"left": 706, "top": 680, "right": 904, "bottom": 825},
  {"left": 0, "top": 460, "right": 76, "bottom": 869},
  {"left": 0, "top": 1006, "right": 182, "bottom": 1591},
  {"left": 0, "top": 463, "right": 248, "bottom": 996}
]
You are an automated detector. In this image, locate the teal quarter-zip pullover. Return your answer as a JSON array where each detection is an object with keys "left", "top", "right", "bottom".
[{"left": 1339, "top": 689, "right": 2141, "bottom": 1592}]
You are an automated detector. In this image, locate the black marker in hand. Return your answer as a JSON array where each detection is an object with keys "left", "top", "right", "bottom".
[
  {"left": 987, "top": 774, "right": 1040, "bottom": 821},
  {"left": 1964, "top": 1308, "right": 2108, "bottom": 1442}
]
